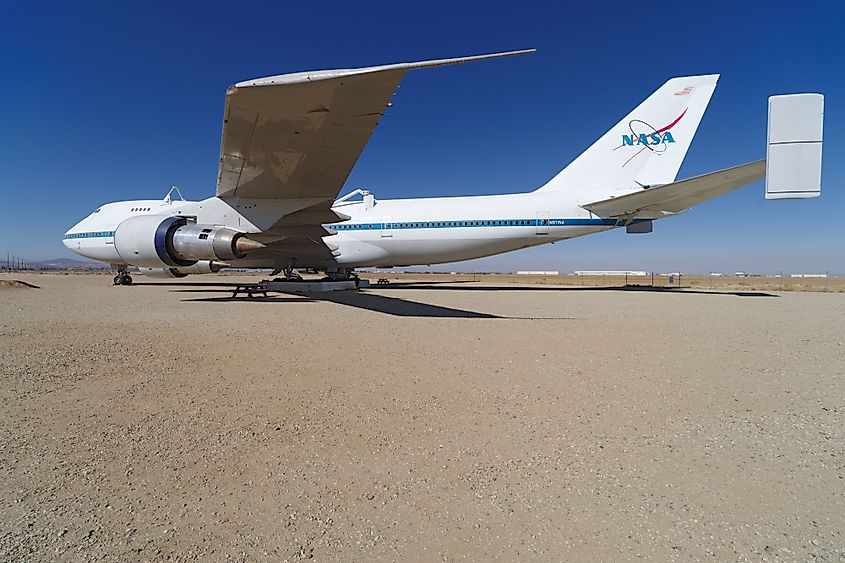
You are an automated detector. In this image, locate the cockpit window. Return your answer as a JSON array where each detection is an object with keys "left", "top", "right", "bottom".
[{"left": 94, "top": 208, "right": 101, "bottom": 213}]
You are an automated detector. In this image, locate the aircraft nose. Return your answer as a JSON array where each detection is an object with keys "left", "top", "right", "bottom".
[{"left": 62, "top": 224, "right": 79, "bottom": 250}]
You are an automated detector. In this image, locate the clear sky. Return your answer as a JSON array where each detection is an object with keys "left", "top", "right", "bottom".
[{"left": 2, "top": 0, "right": 843, "bottom": 274}]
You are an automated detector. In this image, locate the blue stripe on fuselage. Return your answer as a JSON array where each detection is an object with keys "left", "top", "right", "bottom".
[
  {"left": 63, "top": 231, "right": 116, "bottom": 239},
  {"left": 326, "top": 218, "right": 623, "bottom": 231},
  {"left": 62, "top": 218, "right": 629, "bottom": 239}
]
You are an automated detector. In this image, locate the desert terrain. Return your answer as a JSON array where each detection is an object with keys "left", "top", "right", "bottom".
[
  {"left": 361, "top": 272, "right": 845, "bottom": 293},
  {"left": 1, "top": 272, "right": 843, "bottom": 560}
]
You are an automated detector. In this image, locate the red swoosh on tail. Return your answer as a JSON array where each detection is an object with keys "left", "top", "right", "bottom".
[{"left": 656, "top": 108, "right": 687, "bottom": 133}]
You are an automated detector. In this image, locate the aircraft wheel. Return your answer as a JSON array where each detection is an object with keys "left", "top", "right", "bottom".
[
  {"left": 113, "top": 275, "right": 123, "bottom": 285},
  {"left": 121, "top": 275, "right": 133, "bottom": 285}
]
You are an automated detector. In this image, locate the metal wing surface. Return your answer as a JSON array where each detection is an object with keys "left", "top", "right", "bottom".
[
  {"left": 581, "top": 160, "right": 766, "bottom": 219},
  {"left": 215, "top": 50, "right": 535, "bottom": 203}
]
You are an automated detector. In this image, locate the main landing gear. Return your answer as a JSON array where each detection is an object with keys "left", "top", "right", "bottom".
[
  {"left": 113, "top": 268, "right": 133, "bottom": 286},
  {"left": 326, "top": 268, "right": 359, "bottom": 286},
  {"left": 270, "top": 260, "right": 303, "bottom": 281},
  {"left": 282, "top": 264, "right": 303, "bottom": 281}
]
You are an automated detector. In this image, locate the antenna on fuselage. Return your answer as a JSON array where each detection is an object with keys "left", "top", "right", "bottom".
[{"left": 164, "top": 185, "right": 186, "bottom": 203}]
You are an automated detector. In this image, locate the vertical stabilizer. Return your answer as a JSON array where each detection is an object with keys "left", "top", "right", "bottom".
[{"left": 536, "top": 75, "right": 719, "bottom": 200}]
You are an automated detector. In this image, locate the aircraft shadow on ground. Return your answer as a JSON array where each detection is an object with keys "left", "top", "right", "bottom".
[
  {"left": 135, "top": 279, "right": 473, "bottom": 289},
  {"left": 185, "top": 296, "right": 314, "bottom": 304},
  {"left": 173, "top": 284, "right": 572, "bottom": 318},
  {"left": 310, "top": 291, "right": 501, "bottom": 318},
  {"left": 378, "top": 283, "right": 779, "bottom": 298},
  {"left": 142, "top": 280, "right": 775, "bottom": 318},
  {"left": 131, "top": 281, "right": 248, "bottom": 287},
  {"left": 181, "top": 291, "right": 502, "bottom": 318},
  {"left": 137, "top": 279, "right": 775, "bottom": 298}
]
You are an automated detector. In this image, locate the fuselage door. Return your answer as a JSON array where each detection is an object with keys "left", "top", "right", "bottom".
[
  {"left": 536, "top": 211, "right": 550, "bottom": 235},
  {"left": 381, "top": 217, "right": 393, "bottom": 238}
]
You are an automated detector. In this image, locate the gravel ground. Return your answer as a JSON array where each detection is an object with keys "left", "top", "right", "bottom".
[{"left": 1, "top": 273, "right": 843, "bottom": 561}]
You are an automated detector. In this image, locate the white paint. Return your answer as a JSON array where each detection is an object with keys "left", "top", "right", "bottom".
[{"left": 766, "top": 94, "right": 824, "bottom": 199}]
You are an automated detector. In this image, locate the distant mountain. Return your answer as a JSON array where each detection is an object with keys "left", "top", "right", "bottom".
[{"left": 32, "top": 258, "right": 109, "bottom": 270}]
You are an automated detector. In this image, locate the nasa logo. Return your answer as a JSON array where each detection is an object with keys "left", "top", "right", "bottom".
[
  {"left": 621, "top": 131, "right": 676, "bottom": 146},
  {"left": 614, "top": 108, "right": 687, "bottom": 167}
]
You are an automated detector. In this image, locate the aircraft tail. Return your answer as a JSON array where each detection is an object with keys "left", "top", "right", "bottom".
[{"left": 536, "top": 74, "right": 719, "bottom": 200}]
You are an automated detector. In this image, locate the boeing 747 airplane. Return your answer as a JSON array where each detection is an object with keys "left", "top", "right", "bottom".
[{"left": 63, "top": 50, "right": 823, "bottom": 284}]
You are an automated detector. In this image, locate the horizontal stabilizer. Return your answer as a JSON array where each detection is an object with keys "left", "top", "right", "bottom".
[{"left": 582, "top": 160, "right": 765, "bottom": 219}]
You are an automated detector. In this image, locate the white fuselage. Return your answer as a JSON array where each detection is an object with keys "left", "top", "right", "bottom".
[{"left": 63, "top": 190, "right": 620, "bottom": 270}]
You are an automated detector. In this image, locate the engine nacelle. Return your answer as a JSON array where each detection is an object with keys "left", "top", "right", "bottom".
[
  {"left": 137, "top": 267, "right": 188, "bottom": 278},
  {"left": 174, "top": 260, "right": 227, "bottom": 274},
  {"left": 136, "top": 261, "right": 225, "bottom": 278},
  {"left": 114, "top": 216, "right": 261, "bottom": 268},
  {"left": 170, "top": 224, "right": 246, "bottom": 262}
]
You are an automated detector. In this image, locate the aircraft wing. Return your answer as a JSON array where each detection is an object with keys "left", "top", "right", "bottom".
[
  {"left": 581, "top": 160, "right": 766, "bottom": 219},
  {"left": 216, "top": 49, "right": 534, "bottom": 204}
]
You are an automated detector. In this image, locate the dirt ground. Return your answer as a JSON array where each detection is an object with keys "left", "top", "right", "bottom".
[
  {"left": 359, "top": 272, "right": 845, "bottom": 293},
  {"left": 1, "top": 273, "right": 843, "bottom": 561}
]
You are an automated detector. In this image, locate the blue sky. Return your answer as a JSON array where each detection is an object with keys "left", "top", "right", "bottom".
[{"left": 2, "top": 0, "right": 842, "bottom": 273}]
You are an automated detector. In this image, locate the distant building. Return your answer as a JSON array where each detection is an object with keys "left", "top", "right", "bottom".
[
  {"left": 516, "top": 270, "right": 559, "bottom": 275},
  {"left": 790, "top": 273, "right": 828, "bottom": 278},
  {"left": 575, "top": 271, "right": 647, "bottom": 276}
]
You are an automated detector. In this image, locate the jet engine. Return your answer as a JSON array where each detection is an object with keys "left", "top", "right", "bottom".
[
  {"left": 137, "top": 267, "right": 188, "bottom": 278},
  {"left": 137, "top": 261, "right": 227, "bottom": 279},
  {"left": 174, "top": 260, "right": 227, "bottom": 274},
  {"left": 113, "top": 216, "right": 264, "bottom": 268}
]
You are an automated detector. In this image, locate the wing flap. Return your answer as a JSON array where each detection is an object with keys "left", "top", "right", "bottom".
[{"left": 581, "top": 160, "right": 765, "bottom": 219}]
